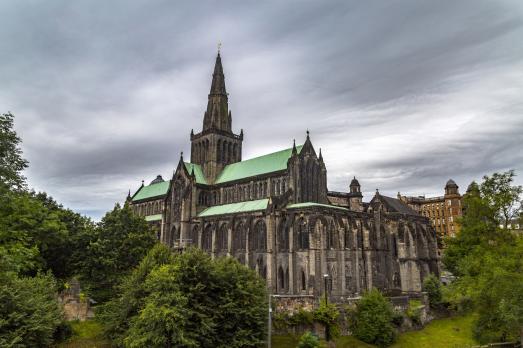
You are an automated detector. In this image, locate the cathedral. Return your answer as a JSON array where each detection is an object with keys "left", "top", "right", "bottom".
[{"left": 128, "top": 52, "right": 439, "bottom": 302}]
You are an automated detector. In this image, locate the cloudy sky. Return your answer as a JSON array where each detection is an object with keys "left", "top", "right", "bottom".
[{"left": 2, "top": 0, "right": 523, "bottom": 219}]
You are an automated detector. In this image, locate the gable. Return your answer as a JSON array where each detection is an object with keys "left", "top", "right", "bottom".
[
  {"left": 214, "top": 145, "right": 303, "bottom": 184},
  {"left": 184, "top": 162, "right": 207, "bottom": 185}
]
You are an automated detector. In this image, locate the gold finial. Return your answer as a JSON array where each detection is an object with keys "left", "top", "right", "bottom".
[{"left": 217, "top": 42, "right": 222, "bottom": 54}]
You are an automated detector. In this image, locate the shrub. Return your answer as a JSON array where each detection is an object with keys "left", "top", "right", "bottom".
[
  {"left": 350, "top": 288, "right": 397, "bottom": 347},
  {"left": 423, "top": 274, "right": 443, "bottom": 309},
  {"left": 297, "top": 331, "right": 320, "bottom": 348},
  {"left": 313, "top": 302, "right": 340, "bottom": 340},
  {"left": 406, "top": 300, "right": 423, "bottom": 326}
]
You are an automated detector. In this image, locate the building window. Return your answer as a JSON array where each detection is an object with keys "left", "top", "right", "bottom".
[{"left": 297, "top": 219, "right": 309, "bottom": 250}]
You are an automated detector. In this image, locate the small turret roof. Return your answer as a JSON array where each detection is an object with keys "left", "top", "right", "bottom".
[
  {"left": 150, "top": 175, "right": 164, "bottom": 185},
  {"left": 446, "top": 179, "right": 458, "bottom": 187}
]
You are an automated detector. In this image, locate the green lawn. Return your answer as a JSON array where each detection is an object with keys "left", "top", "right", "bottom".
[
  {"left": 390, "top": 314, "right": 478, "bottom": 348},
  {"left": 273, "top": 314, "right": 477, "bottom": 348},
  {"left": 55, "top": 320, "right": 111, "bottom": 348}
]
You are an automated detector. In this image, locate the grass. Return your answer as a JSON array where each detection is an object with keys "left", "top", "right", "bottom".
[
  {"left": 273, "top": 314, "right": 478, "bottom": 348},
  {"left": 55, "top": 320, "right": 111, "bottom": 348},
  {"left": 390, "top": 314, "right": 478, "bottom": 348}
]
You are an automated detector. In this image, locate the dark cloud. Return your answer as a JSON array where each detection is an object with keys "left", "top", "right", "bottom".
[{"left": 1, "top": 0, "right": 522, "bottom": 219}]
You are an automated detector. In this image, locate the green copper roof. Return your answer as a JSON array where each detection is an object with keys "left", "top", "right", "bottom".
[
  {"left": 184, "top": 162, "right": 207, "bottom": 185},
  {"left": 145, "top": 214, "right": 162, "bottom": 222},
  {"left": 132, "top": 181, "right": 170, "bottom": 202},
  {"left": 215, "top": 145, "right": 303, "bottom": 184},
  {"left": 286, "top": 202, "right": 348, "bottom": 211},
  {"left": 198, "top": 198, "right": 269, "bottom": 218}
]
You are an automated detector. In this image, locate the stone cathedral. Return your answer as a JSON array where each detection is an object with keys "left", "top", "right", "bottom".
[{"left": 128, "top": 52, "right": 439, "bottom": 302}]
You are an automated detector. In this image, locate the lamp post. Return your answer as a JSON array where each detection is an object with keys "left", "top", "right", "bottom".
[
  {"left": 323, "top": 274, "right": 329, "bottom": 306},
  {"left": 268, "top": 292, "right": 272, "bottom": 348},
  {"left": 323, "top": 273, "right": 330, "bottom": 342}
]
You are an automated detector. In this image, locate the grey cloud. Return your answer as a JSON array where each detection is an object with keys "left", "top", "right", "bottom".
[{"left": 1, "top": 0, "right": 522, "bottom": 219}]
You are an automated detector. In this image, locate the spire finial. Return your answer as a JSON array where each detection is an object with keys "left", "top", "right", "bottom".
[
  {"left": 319, "top": 147, "right": 323, "bottom": 161},
  {"left": 217, "top": 42, "right": 222, "bottom": 54},
  {"left": 306, "top": 129, "right": 310, "bottom": 137},
  {"left": 292, "top": 139, "right": 297, "bottom": 155},
  {"left": 180, "top": 151, "right": 184, "bottom": 161},
  {"left": 141, "top": 180, "right": 144, "bottom": 186}
]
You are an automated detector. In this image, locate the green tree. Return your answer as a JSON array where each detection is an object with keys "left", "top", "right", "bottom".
[
  {"left": 78, "top": 203, "right": 156, "bottom": 303},
  {"left": 0, "top": 112, "right": 28, "bottom": 191},
  {"left": 350, "top": 288, "right": 396, "bottom": 347},
  {"left": 297, "top": 331, "right": 320, "bottom": 348},
  {"left": 443, "top": 171, "right": 523, "bottom": 343},
  {"left": 0, "top": 272, "right": 63, "bottom": 347},
  {"left": 97, "top": 243, "right": 176, "bottom": 346},
  {"left": 102, "top": 246, "right": 267, "bottom": 348},
  {"left": 481, "top": 170, "right": 522, "bottom": 228},
  {"left": 423, "top": 274, "right": 442, "bottom": 309}
]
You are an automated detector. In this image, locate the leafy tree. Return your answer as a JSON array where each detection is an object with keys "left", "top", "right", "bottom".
[
  {"left": 350, "top": 288, "right": 396, "bottom": 347},
  {"left": 0, "top": 272, "right": 63, "bottom": 347},
  {"left": 78, "top": 203, "right": 156, "bottom": 303},
  {"left": 313, "top": 301, "right": 340, "bottom": 340},
  {"left": 297, "top": 331, "right": 320, "bottom": 348},
  {"left": 481, "top": 170, "right": 522, "bottom": 228},
  {"left": 0, "top": 112, "right": 28, "bottom": 191},
  {"left": 101, "top": 246, "right": 267, "bottom": 348},
  {"left": 422, "top": 274, "right": 442, "bottom": 309},
  {"left": 443, "top": 171, "right": 523, "bottom": 343},
  {"left": 97, "top": 243, "right": 176, "bottom": 346}
]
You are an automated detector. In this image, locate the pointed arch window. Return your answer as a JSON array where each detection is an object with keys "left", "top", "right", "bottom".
[
  {"left": 217, "top": 224, "right": 228, "bottom": 252},
  {"left": 277, "top": 218, "right": 289, "bottom": 251},
  {"left": 202, "top": 225, "right": 213, "bottom": 252},
  {"left": 296, "top": 218, "right": 309, "bottom": 250}
]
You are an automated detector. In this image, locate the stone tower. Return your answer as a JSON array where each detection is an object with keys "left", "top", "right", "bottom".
[
  {"left": 348, "top": 177, "right": 363, "bottom": 211},
  {"left": 190, "top": 52, "right": 243, "bottom": 182}
]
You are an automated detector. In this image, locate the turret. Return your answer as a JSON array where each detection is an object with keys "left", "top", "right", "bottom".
[{"left": 348, "top": 176, "right": 363, "bottom": 211}]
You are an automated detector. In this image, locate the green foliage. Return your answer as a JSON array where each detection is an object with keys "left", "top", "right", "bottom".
[
  {"left": 422, "top": 274, "right": 442, "bottom": 309},
  {"left": 297, "top": 331, "right": 320, "bottom": 348},
  {"left": 0, "top": 112, "right": 28, "bottom": 191},
  {"left": 0, "top": 272, "right": 63, "bottom": 347},
  {"left": 350, "top": 288, "right": 396, "bottom": 347},
  {"left": 405, "top": 300, "right": 423, "bottom": 326},
  {"left": 313, "top": 302, "right": 340, "bottom": 339},
  {"left": 100, "top": 246, "right": 267, "bottom": 347},
  {"left": 78, "top": 203, "right": 156, "bottom": 303},
  {"left": 442, "top": 170, "right": 523, "bottom": 343}
]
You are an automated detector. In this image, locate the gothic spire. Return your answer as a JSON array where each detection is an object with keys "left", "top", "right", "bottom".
[
  {"left": 209, "top": 52, "right": 227, "bottom": 96},
  {"left": 203, "top": 52, "right": 231, "bottom": 132}
]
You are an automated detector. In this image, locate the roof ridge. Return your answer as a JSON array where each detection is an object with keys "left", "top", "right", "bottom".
[{"left": 227, "top": 144, "right": 303, "bottom": 166}]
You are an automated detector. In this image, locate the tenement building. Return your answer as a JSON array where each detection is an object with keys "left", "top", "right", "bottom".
[
  {"left": 398, "top": 180, "right": 463, "bottom": 247},
  {"left": 128, "top": 52, "right": 439, "bottom": 301}
]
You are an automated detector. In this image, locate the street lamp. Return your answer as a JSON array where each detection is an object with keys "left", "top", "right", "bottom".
[
  {"left": 323, "top": 273, "right": 330, "bottom": 342},
  {"left": 323, "top": 273, "right": 329, "bottom": 306}
]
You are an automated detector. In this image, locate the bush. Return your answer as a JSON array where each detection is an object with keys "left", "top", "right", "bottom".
[
  {"left": 423, "top": 274, "right": 443, "bottom": 309},
  {"left": 406, "top": 300, "right": 423, "bottom": 326},
  {"left": 313, "top": 301, "right": 340, "bottom": 340},
  {"left": 0, "top": 272, "right": 63, "bottom": 347},
  {"left": 350, "top": 288, "right": 397, "bottom": 347},
  {"left": 297, "top": 331, "right": 320, "bottom": 348}
]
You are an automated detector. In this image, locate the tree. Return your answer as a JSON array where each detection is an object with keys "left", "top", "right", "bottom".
[
  {"left": 350, "top": 288, "right": 396, "bottom": 347},
  {"left": 0, "top": 272, "right": 63, "bottom": 347},
  {"left": 481, "top": 170, "right": 522, "bottom": 229},
  {"left": 443, "top": 171, "right": 523, "bottom": 344},
  {"left": 101, "top": 246, "right": 267, "bottom": 348},
  {"left": 423, "top": 274, "right": 442, "bottom": 309},
  {"left": 0, "top": 112, "right": 28, "bottom": 191},
  {"left": 78, "top": 203, "right": 156, "bottom": 303},
  {"left": 97, "top": 243, "right": 176, "bottom": 346}
]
